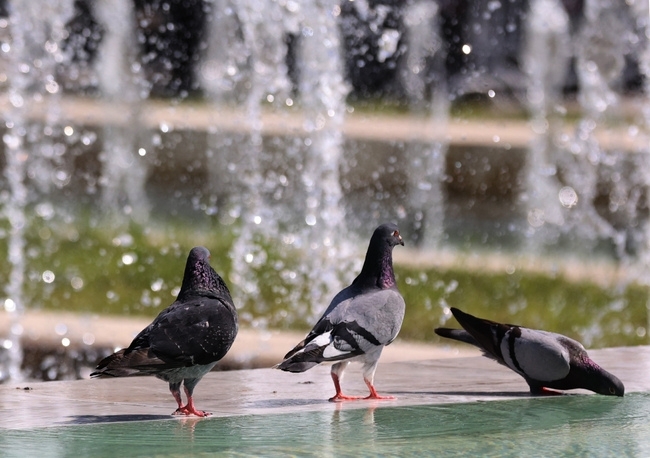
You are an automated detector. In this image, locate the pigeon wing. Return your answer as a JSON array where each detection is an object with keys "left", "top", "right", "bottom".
[
  {"left": 500, "top": 328, "right": 571, "bottom": 381},
  {"left": 328, "top": 288, "right": 405, "bottom": 353}
]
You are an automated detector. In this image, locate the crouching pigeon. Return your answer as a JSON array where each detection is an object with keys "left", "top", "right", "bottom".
[
  {"left": 435, "top": 307, "right": 624, "bottom": 396},
  {"left": 276, "top": 223, "right": 406, "bottom": 401},
  {"left": 91, "top": 246, "right": 239, "bottom": 416}
]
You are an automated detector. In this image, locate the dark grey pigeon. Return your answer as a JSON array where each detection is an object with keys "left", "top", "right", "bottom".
[
  {"left": 276, "top": 223, "right": 406, "bottom": 401},
  {"left": 91, "top": 246, "right": 239, "bottom": 416},
  {"left": 435, "top": 307, "right": 624, "bottom": 396}
]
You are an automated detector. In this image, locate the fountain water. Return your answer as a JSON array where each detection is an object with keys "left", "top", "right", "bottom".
[
  {"left": 0, "top": 1, "right": 75, "bottom": 382},
  {"left": 94, "top": 0, "right": 151, "bottom": 224},
  {"left": 523, "top": 0, "right": 650, "bottom": 260},
  {"left": 0, "top": 0, "right": 648, "bottom": 382}
]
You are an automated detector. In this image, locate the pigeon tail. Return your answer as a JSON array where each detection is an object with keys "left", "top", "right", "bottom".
[
  {"left": 90, "top": 348, "right": 171, "bottom": 378},
  {"left": 434, "top": 328, "right": 480, "bottom": 347},
  {"left": 276, "top": 337, "right": 359, "bottom": 373},
  {"left": 275, "top": 359, "right": 320, "bottom": 373},
  {"left": 447, "top": 307, "right": 507, "bottom": 359}
]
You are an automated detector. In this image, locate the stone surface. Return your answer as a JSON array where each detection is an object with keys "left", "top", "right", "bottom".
[{"left": 0, "top": 345, "right": 646, "bottom": 431}]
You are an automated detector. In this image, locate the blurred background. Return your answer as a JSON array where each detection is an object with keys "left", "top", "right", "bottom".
[{"left": 0, "top": 0, "right": 648, "bottom": 382}]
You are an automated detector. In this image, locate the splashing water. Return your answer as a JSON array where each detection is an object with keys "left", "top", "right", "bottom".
[
  {"left": 204, "top": 1, "right": 356, "bottom": 326},
  {"left": 523, "top": 0, "right": 650, "bottom": 260},
  {"left": 402, "top": 1, "right": 447, "bottom": 247},
  {"left": 0, "top": 1, "right": 75, "bottom": 382},
  {"left": 94, "top": 0, "right": 150, "bottom": 224}
]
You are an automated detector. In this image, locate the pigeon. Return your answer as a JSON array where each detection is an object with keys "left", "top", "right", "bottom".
[
  {"left": 91, "top": 246, "right": 239, "bottom": 416},
  {"left": 276, "top": 223, "right": 406, "bottom": 401},
  {"left": 435, "top": 307, "right": 624, "bottom": 396}
]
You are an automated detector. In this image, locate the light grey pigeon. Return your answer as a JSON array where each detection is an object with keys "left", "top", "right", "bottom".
[
  {"left": 91, "top": 246, "right": 239, "bottom": 416},
  {"left": 435, "top": 307, "right": 624, "bottom": 396},
  {"left": 276, "top": 223, "right": 406, "bottom": 401}
]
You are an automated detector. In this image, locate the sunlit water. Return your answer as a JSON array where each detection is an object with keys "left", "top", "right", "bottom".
[{"left": 2, "top": 394, "right": 649, "bottom": 457}]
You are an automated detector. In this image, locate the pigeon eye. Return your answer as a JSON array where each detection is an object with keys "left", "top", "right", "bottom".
[{"left": 393, "top": 230, "right": 399, "bottom": 237}]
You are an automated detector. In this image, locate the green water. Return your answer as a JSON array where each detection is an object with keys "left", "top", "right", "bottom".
[{"left": 3, "top": 394, "right": 649, "bottom": 457}]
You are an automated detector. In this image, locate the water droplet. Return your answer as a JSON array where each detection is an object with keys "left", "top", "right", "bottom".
[
  {"left": 559, "top": 186, "right": 578, "bottom": 208},
  {"left": 527, "top": 208, "right": 545, "bottom": 228},
  {"left": 11, "top": 324, "right": 23, "bottom": 336},
  {"left": 122, "top": 253, "right": 137, "bottom": 265},
  {"left": 55, "top": 323, "right": 67, "bottom": 336},
  {"left": 82, "top": 333, "right": 95, "bottom": 345},
  {"left": 45, "top": 80, "right": 59, "bottom": 94},
  {"left": 35, "top": 202, "right": 55, "bottom": 220},
  {"left": 71, "top": 277, "right": 84, "bottom": 290},
  {"left": 42, "top": 270, "right": 55, "bottom": 283},
  {"left": 151, "top": 278, "right": 164, "bottom": 292},
  {"left": 112, "top": 233, "right": 134, "bottom": 247},
  {"left": 4, "top": 299, "right": 16, "bottom": 313}
]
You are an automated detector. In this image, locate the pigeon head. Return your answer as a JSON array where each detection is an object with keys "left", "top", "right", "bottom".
[
  {"left": 355, "top": 223, "right": 404, "bottom": 289},
  {"left": 581, "top": 360, "right": 625, "bottom": 397},
  {"left": 374, "top": 223, "right": 404, "bottom": 248},
  {"left": 178, "top": 246, "right": 232, "bottom": 300}
]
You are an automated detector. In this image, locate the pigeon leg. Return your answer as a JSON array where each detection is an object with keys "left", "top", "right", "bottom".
[
  {"left": 363, "top": 378, "right": 394, "bottom": 400},
  {"left": 529, "top": 385, "right": 562, "bottom": 396},
  {"left": 169, "top": 381, "right": 184, "bottom": 409},
  {"left": 329, "top": 362, "right": 361, "bottom": 402},
  {"left": 362, "top": 361, "right": 394, "bottom": 400},
  {"left": 172, "top": 379, "right": 212, "bottom": 417}
]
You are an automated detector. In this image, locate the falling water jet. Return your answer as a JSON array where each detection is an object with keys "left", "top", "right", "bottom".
[
  {"left": 521, "top": 0, "right": 571, "bottom": 250},
  {"left": 94, "top": 0, "right": 150, "bottom": 225},
  {"left": 2, "top": 136, "right": 27, "bottom": 383},
  {"left": 401, "top": 0, "right": 447, "bottom": 247},
  {"left": 203, "top": 1, "right": 355, "bottom": 325},
  {"left": 298, "top": 0, "right": 354, "bottom": 316},
  {"left": 0, "top": 0, "right": 75, "bottom": 382},
  {"left": 522, "top": 0, "right": 649, "bottom": 259},
  {"left": 569, "top": 0, "right": 648, "bottom": 258},
  {"left": 203, "top": 0, "right": 305, "bottom": 325}
]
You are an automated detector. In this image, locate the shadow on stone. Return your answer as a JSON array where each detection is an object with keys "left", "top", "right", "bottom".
[{"left": 66, "top": 414, "right": 172, "bottom": 425}]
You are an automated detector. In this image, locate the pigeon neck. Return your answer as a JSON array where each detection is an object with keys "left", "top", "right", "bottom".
[
  {"left": 356, "top": 243, "right": 396, "bottom": 289},
  {"left": 179, "top": 262, "right": 229, "bottom": 300}
]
